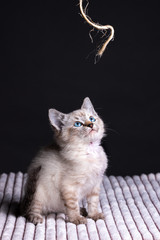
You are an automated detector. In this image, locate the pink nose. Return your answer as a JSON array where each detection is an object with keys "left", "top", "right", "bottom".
[{"left": 88, "top": 123, "right": 93, "bottom": 128}]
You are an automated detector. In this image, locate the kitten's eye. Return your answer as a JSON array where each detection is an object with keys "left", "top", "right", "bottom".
[
  {"left": 74, "top": 121, "right": 82, "bottom": 127},
  {"left": 89, "top": 116, "right": 96, "bottom": 122}
]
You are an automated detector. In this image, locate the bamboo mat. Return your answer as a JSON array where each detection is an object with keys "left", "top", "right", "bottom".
[{"left": 0, "top": 172, "right": 160, "bottom": 240}]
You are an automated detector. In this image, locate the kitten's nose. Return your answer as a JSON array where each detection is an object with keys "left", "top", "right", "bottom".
[{"left": 88, "top": 123, "right": 93, "bottom": 128}]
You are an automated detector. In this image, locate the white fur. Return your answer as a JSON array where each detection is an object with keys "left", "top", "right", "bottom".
[{"left": 26, "top": 97, "right": 108, "bottom": 216}]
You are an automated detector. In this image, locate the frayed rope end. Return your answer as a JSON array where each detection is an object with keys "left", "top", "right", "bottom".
[{"left": 79, "top": 0, "right": 114, "bottom": 60}]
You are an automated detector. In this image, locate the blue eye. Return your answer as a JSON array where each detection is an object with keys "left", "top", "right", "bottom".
[
  {"left": 89, "top": 116, "right": 96, "bottom": 122},
  {"left": 74, "top": 122, "right": 82, "bottom": 127}
]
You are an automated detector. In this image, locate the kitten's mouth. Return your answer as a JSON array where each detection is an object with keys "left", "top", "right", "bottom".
[
  {"left": 89, "top": 128, "right": 97, "bottom": 134},
  {"left": 85, "top": 127, "right": 98, "bottom": 137}
]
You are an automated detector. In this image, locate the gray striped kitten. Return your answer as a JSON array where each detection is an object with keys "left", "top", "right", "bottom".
[{"left": 21, "top": 97, "right": 108, "bottom": 225}]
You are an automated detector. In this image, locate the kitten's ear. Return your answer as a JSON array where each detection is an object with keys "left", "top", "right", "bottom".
[
  {"left": 81, "top": 97, "right": 96, "bottom": 115},
  {"left": 48, "top": 109, "right": 65, "bottom": 131}
]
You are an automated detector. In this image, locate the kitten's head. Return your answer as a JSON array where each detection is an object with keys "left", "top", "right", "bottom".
[{"left": 48, "top": 97, "right": 105, "bottom": 146}]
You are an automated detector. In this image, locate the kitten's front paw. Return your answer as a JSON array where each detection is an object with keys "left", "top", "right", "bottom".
[
  {"left": 88, "top": 212, "right": 105, "bottom": 221},
  {"left": 69, "top": 215, "right": 87, "bottom": 225},
  {"left": 27, "top": 213, "right": 43, "bottom": 225}
]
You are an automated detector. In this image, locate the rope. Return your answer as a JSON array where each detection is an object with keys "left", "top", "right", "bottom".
[{"left": 79, "top": 0, "right": 114, "bottom": 58}]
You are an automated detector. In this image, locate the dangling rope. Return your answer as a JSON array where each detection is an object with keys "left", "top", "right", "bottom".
[{"left": 79, "top": 0, "right": 114, "bottom": 58}]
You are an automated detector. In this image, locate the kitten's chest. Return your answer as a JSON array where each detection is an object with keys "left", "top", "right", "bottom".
[
  {"left": 78, "top": 145, "right": 106, "bottom": 180},
  {"left": 86, "top": 142, "right": 100, "bottom": 158},
  {"left": 78, "top": 154, "right": 105, "bottom": 197},
  {"left": 64, "top": 144, "right": 107, "bottom": 185}
]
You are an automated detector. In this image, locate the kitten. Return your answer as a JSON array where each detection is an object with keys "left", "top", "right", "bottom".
[{"left": 21, "top": 97, "right": 108, "bottom": 225}]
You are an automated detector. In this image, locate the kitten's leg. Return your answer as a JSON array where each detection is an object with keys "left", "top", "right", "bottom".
[
  {"left": 87, "top": 185, "right": 104, "bottom": 221},
  {"left": 21, "top": 166, "right": 43, "bottom": 225},
  {"left": 26, "top": 198, "right": 43, "bottom": 225},
  {"left": 62, "top": 191, "right": 87, "bottom": 225}
]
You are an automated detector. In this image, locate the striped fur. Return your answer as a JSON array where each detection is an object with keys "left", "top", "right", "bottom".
[
  {"left": 21, "top": 166, "right": 43, "bottom": 224},
  {"left": 22, "top": 98, "right": 108, "bottom": 225}
]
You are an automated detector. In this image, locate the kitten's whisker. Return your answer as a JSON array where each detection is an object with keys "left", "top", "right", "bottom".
[{"left": 106, "top": 127, "right": 120, "bottom": 135}]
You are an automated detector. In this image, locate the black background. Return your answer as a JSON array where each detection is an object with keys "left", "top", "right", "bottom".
[{"left": 0, "top": 0, "right": 160, "bottom": 176}]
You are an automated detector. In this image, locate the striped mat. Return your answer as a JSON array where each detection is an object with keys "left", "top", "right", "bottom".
[{"left": 0, "top": 172, "right": 160, "bottom": 240}]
